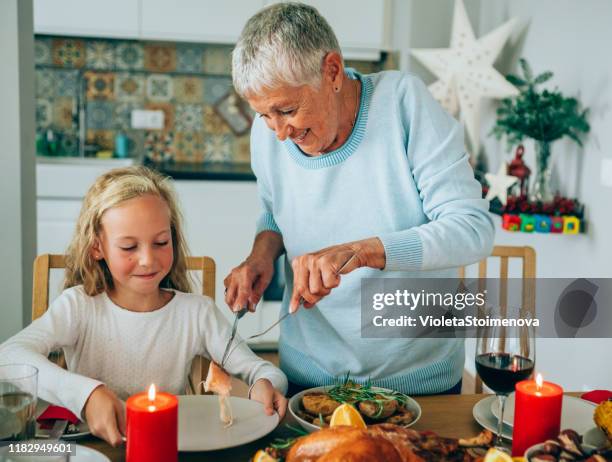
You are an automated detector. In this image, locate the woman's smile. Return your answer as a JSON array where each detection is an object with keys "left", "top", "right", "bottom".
[{"left": 292, "top": 128, "right": 309, "bottom": 144}]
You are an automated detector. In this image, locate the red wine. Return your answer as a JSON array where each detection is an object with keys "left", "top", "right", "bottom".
[{"left": 476, "top": 353, "right": 534, "bottom": 394}]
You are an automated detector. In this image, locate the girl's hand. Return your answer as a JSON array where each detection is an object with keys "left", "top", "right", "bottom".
[
  {"left": 289, "top": 238, "right": 385, "bottom": 313},
  {"left": 83, "top": 385, "right": 126, "bottom": 447},
  {"left": 250, "top": 379, "right": 287, "bottom": 419}
]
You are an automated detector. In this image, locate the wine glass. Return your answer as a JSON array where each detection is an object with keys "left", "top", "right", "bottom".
[{"left": 475, "top": 310, "right": 535, "bottom": 450}]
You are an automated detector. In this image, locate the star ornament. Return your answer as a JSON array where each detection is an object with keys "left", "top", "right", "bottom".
[
  {"left": 485, "top": 165, "right": 519, "bottom": 206},
  {"left": 411, "top": 0, "right": 520, "bottom": 154}
]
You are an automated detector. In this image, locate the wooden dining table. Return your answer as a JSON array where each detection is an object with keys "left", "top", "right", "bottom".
[{"left": 76, "top": 392, "right": 582, "bottom": 461}]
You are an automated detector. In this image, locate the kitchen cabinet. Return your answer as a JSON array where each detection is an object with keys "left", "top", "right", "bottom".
[
  {"left": 37, "top": 160, "right": 136, "bottom": 260},
  {"left": 34, "top": 0, "right": 258, "bottom": 43},
  {"left": 37, "top": 198, "right": 81, "bottom": 257},
  {"left": 140, "top": 0, "right": 266, "bottom": 44},
  {"left": 265, "top": 0, "right": 391, "bottom": 60},
  {"left": 34, "top": 0, "right": 140, "bottom": 39},
  {"left": 37, "top": 158, "right": 135, "bottom": 300},
  {"left": 34, "top": 0, "right": 390, "bottom": 61}
]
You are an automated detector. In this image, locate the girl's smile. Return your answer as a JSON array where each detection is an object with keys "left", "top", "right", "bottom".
[{"left": 133, "top": 272, "right": 159, "bottom": 279}]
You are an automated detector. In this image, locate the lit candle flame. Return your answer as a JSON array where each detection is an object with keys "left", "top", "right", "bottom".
[
  {"left": 535, "top": 373, "right": 543, "bottom": 389},
  {"left": 148, "top": 384, "right": 156, "bottom": 402}
]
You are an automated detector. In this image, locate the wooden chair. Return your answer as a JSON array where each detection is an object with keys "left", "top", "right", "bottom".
[
  {"left": 32, "top": 254, "right": 215, "bottom": 394},
  {"left": 459, "top": 245, "right": 536, "bottom": 393}
]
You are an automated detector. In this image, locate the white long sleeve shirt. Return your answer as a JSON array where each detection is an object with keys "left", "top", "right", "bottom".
[{"left": 0, "top": 286, "right": 287, "bottom": 417}]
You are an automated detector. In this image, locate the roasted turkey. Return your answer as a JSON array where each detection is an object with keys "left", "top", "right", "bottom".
[{"left": 283, "top": 423, "right": 491, "bottom": 462}]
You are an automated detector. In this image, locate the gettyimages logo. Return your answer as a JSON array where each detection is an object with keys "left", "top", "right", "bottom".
[{"left": 360, "top": 277, "right": 612, "bottom": 339}]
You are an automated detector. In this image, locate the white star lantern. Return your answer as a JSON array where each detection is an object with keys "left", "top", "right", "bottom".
[
  {"left": 485, "top": 164, "right": 518, "bottom": 205},
  {"left": 411, "top": 0, "right": 520, "bottom": 155}
]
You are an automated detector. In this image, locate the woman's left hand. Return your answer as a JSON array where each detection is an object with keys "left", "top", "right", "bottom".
[
  {"left": 250, "top": 379, "right": 288, "bottom": 419},
  {"left": 289, "top": 237, "right": 386, "bottom": 313}
]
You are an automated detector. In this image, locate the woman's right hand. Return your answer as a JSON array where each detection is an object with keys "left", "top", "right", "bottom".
[
  {"left": 224, "top": 254, "right": 275, "bottom": 312},
  {"left": 84, "top": 385, "right": 125, "bottom": 447}
]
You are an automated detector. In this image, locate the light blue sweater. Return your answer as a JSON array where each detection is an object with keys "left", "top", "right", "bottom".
[{"left": 251, "top": 69, "right": 494, "bottom": 394}]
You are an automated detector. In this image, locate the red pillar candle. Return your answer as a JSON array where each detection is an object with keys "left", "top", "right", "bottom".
[
  {"left": 126, "top": 384, "right": 178, "bottom": 462},
  {"left": 511, "top": 374, "right": 563, "bottom": 456}
]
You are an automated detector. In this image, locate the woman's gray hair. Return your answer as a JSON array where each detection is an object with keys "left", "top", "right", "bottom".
[{"left": 232, "top": 2, "right": 341, "bottom": 97}]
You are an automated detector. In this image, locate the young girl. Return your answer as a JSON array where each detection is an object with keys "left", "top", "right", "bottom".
[{"left": 0, "top": 166, "right": 288, "bottom": 446}]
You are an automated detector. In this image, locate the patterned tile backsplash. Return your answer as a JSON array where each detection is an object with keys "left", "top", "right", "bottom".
[{"left": 35, "top": 35, "right": 393, "bottom": 164}]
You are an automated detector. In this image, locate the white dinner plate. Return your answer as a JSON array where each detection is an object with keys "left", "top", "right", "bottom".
[
  {"left": 288, "top": 385, "right": 422, "bottom": 433},
  {"left": 583, "top": 426, "right": 610, "bottom": 449},
  {"left": 472, "top": 395, "right": 513, "bottom": 440},
  {"left": 178, "top": 395, "right": 279, "bottom": 451},
  {"left": 67, "top": 445, "right": 110, "bottom": 461},
  {"left": 490, "top": 393, "right": 596, "bottom": 434},
  {"left": 0, "top": 444, "right": 110, "bottom": 462}
]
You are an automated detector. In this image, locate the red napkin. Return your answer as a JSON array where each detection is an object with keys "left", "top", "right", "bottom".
[
  {"left": 37, "top": 405, "right": 80, "bottom": 430},
  {"left": 581, "top": 390, "right": 612, "bottom": 404}
]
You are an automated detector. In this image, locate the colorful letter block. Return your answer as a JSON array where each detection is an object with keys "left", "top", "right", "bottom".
[
  {"left": 502, "top": 214, "right": 521, "bottom": 231},
  {"left": 519, "top": 214, "right": 535, "bottom": 232},
  {"left": 563, "top": 216, "right": 580, "bottom": 234},
  {"left": 534, "top": 215, "right": 551, "bottom": 233},
  {"left": 551, "top": 216, "right": 564, "bottom": 233},
  {"left": 501, "top": 213, "right": 581, "bottom": 234}
]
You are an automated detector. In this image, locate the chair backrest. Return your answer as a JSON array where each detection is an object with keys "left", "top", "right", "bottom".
[
  {"left": 33, "top": 254, "right": 216, "bottom": 320},
  {"left": 460, "top": 245, "right": 536, "bottom": 393},
  {"left": 31, "top": 253, "right": 216, "bottom": 393}
]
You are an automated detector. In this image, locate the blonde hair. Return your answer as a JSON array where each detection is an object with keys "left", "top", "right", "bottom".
[{"left": 64, "top": 166, "right": 192, "bottom": 295}]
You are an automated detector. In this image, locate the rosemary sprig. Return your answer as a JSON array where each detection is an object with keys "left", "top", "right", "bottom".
[
  {"left": 286, "top": 424, "right": 309, "bottom": 435},
  {"left": 269, "top": 424, "right": 309, "bottom": 450},
  {"left": 327, "top": 375, "right": 411, "bottom": 416},
  {"left": 269, "top": 437, "right": 296, "bottom": 450}
]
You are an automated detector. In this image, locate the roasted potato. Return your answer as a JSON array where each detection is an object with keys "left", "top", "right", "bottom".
[
  {"left": 358, "top": 395, "right": 398, "bottom": 419},
  {"left": 302, "top": 392, "right": 342, "bottom": 417},
  {"left": 385, "top": 407, "right": 415, "bottom": 426}
]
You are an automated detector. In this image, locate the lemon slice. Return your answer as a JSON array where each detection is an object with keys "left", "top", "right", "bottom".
[
  {"left": 252, "top": 449, "right": 278, "bottom": 462},
  {"left": 329, "top": 403, "right": 367, "bottom": 429},
  {"left": 483, "top": 448, "right": 513, "bottom": 462}
]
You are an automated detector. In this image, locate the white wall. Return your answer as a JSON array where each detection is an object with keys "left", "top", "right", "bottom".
[
  {"left": 478, "top": 0, "right": 612, "bottom": 279},
  {"left": 477, "top": 0, "right": 612, "bottom": 391},
  {"left": 393, "top": 0, "right": 612, "bottom": 390},
  {"left": 0, "top": 0, "right": 36, "bottom": 342}
]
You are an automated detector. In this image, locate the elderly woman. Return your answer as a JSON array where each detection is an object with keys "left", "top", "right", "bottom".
[{"left": 224, "top": 2, "right": 494, "bottom": 395}]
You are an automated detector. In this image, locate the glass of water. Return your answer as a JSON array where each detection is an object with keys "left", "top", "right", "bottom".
[{"left": 0, "top": 364, "right": 38, "bottom": 441}]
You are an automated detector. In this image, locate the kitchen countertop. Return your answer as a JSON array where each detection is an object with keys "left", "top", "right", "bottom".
[
  {"left": 36, "top": 155, "right": 135, "bottom": 167},
  {"left": 145, "top": 159, "right": 256, "bottom": 181},
  {"left": 36, "top": 156, "right": 256, "bottom": 181}
]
